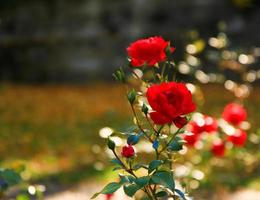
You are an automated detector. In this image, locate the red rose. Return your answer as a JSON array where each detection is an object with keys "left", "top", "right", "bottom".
[
  {"left": 127, "top": 36, "right": 175, "bottom": 67},
  {"left": 105, "top": 194, "right": 114, "bottom": 200},
  {"left": 222, "top": 103, "right": 247, "bottom": 125},
  {"left": 147, "top": 82, "right": 196, "bottom": 126},
  {"left": 189, "top": 115, "right": 218, "bottom": 134},
  {"left": 228, "top": 129, "right": 247, "bottom": 146},
  {"left": 211, "top": 140, "right": 225, "bottom": 157},
  {"left": 121, "top": 145, "right": 135, "bottom": 158},
  {"left": 184, "top": 132, "right": 199, "bottom": 146}
]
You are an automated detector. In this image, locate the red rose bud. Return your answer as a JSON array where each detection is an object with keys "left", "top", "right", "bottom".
[
  {"left": 228, "top": 129, "right": 247, "bottom": 147},
  {"left": 105, "top": 193, "right": 114, "bottom": 200},
  {"left": 222, "top": 103, "right": 247, "bottom": 125},
  {"left": 211, "top": 140, "right": 225, "bottom": 157},
  {"left": 184, "top": 132, "right": 199, "bottom": 146},
  {"left": 121, "top": 145, "right": 135, "bottom": 158},
  {"left": 147, "top": 82, "right": 196, "bottom": 125},
  {"left": 127, "top": 36, "right": 175, "bottom": 67},
  {"left": 173, "top": 116, "right": 188, "bottom": 128}
]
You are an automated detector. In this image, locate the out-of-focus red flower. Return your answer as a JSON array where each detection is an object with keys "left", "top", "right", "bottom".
[
  {"left": 222, "top": 103, "right": 247, "bottom": 125},
  {"left": 188, "top": 115, "right": 218, "bottom": 134},
  {"left": 183, "top": 132, "right": 199, "bottom": 146},
  {"left": 211, "top": 140, "right": 225, "bottom": 157},
  {"left": 127, "top": 36, "right": 175, "bottom": 67},
  {"left": 228, "top": 129, "right": 247, "bottom": 146},
  {"left": 147, "top": 82, "right": 196, "bottom": 126},
  {"left": 121, "top": 145, "right": 135, "bottom": 158},
  {"left": 105, "top": 193, "right": 114, "bottom": 200}
]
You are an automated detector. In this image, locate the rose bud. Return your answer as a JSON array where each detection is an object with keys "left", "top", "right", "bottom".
[
  {"left": 127, "top": 36, "right": 175, "bottom": 67},
  {"left": 183, "top": 132, "right": 199, "bottom": 146},
  {"left": 228, "top": 129, "right": 247, "bottom": 147},
  {"left": 147, "top": 82, "right": 196, "bottom": 126},
  {"left": 222, "top": 103, "right": 247, "bottom": 125},
  {"left": 121, "top": 145, "right": 135, "bottom": 158},
  {"left": 211, "top": 140, "right": 225, "bottom": 157}
]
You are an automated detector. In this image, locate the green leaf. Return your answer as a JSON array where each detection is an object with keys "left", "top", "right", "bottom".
[
  {"left": 134, "top": 176, "right": 150, "bottom": 188},
  {"left": 0, "top": 169, "right": 21, "bottom": 187},
  {"left": 111, "top": 158, "right": 121, "bottom": 166},
  {"left": 113, "top": 166, "right": 122, "bottom": 171},
  {"left": 148, "top": 160, "right": 163, "bottom": 174},
  {"left": 123, "top": 184, "right": 140, "bottom": 197},
  {"left": 91, "top": 182, "right": 122, "bottom": 199},
  {"left": 175, "top": 189, "right": 187, "bottom": 200},
  {"left": 168, "top": 137, "right": 184, "bottom": 151},
  {"left": 127, "top": 89, "right": 136, "bottom": 104},
  {"left": 151, "top": 171, "right": 175, "bottom": 191},
  {"left": 113, "top": 67, "right": 125, "bottom": 83},
  {"left": 127, "top": 134, "right": 140, "bottom": 145},
  {"left": 119, "top": 174, "right": 135, "bottom": 184},
  {"left": 155, "top": 191, "right": 168, "bottom": 197},
  {"left": 132, "top": 164, "right": 148, "bottom": 171}
]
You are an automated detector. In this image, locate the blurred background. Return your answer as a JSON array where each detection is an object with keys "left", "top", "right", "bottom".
[{"left": 0, "top": 0, "right": 260, "bottom": 199}]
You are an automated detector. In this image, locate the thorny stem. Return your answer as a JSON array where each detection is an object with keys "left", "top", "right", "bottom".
[
  {"left": 145, "top": 115, "right": 160, "bottom": 136},
  {"left": 130, "top": 104, "right": 154, "bottom": 143},
  {"left": 112, "top": 149, "right": 136, "bottom": 177},
  {"left": 128, "top": 107, "right": 161, "bottom": 199}
]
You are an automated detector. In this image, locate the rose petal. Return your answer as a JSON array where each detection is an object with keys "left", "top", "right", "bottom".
[{"left": 149, "top": 111, "right": 172, "bottom": 125}]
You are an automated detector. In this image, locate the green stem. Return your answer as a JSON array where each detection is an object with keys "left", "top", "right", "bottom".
[
  {"left": 130, "top": 104, "right": 154, "bottom": 143},
  {"left": 160, "top": 62, "right": 167, "bottom": 82},
  {"left": 145, "top": 115, "right": 159, "bottom": 136}
]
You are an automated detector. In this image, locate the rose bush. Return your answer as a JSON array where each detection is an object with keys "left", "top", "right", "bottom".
[
  {"left": 92, "top": 35, "right": 251, "bottom": 199},
  {"left": 92, "top": 36, "right": 194, "bottom": 200}
]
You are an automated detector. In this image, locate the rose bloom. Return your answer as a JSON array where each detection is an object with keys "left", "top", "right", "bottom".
[
  {"left": 127, "top": 36, "right": 175, "bottom": 67},
  {"left": 211, "top": 140, "right": 225, "bottom": 157},
  {"left": 222, "top": 103, "right": 247, "bottom": 125},
  {"left": 189, "top": 115, "right": 218, "bottom": 134},
  {"left": 228, "top": 129, "right": 247, "bottom": 147},
  {"left": 147, "top": 82, "right": 196, "bottom": 127},
  {"left": 121, "top": 145, "right": 135, "bottom": 158}
]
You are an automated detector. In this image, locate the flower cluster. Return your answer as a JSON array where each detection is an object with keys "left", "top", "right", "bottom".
[
  {"left": 92, "top": 36, "right": 249, "bottom": 200},
  {"left": 184, "top": 103, "right": 248, "bottom": 157},
  {"left": 92, "top": 36, "right": 196, "bottom": 200}
]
